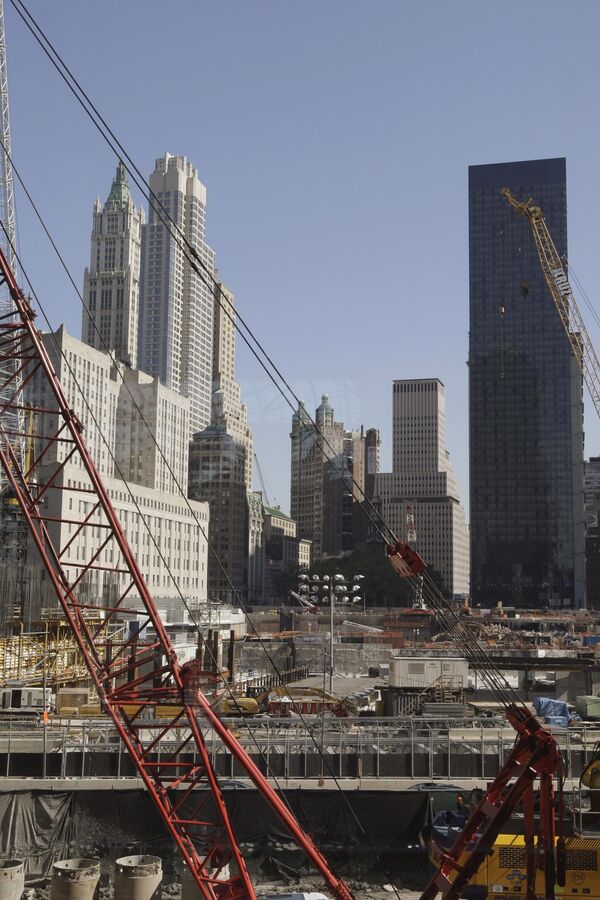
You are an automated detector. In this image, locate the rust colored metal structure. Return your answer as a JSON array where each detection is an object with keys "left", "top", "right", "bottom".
[
  {"left": 0, "top": 247, "right": 355, "bottom": 900},
  {"left": 386, "top": 540, "right": 426, "bottom": 578},
  {"left": 419, "top": 704, "right": 565, "bottom": 900}
]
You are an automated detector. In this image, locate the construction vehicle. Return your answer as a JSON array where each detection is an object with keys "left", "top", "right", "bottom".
[
  {"left": 385, "top": 540, "right": 569, "bottom": 899},
  {"left": 0, "top": 248, "right": 356, "bottom": 899}
]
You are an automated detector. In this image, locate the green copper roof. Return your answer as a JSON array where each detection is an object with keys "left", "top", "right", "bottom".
[
  {"left": 263, "top": 505, "right": 293, "bottom": 521},
  {"left": 106, "top": 160, "right": 132, "bottom": 206}
]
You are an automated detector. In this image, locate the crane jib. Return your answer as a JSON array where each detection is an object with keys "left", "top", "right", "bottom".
[{"left": 551, "top": 267, "right": 571, "bottom": 297}]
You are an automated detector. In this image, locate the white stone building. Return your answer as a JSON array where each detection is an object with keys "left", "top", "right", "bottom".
[
  {"left": 27, "top": 326, "right": 209, "bottom": 621},
  {"left": 139, "top": 154, "right": 215, "bottom": 435},
  {"left": 212, "top": 282, "right": 253, "bottom": 487},
  {"left": 82, "top": 161, "right": 143, "bottom": 369},
  {"left": 376, "top": 379, "right": 469, "bottom": 597}
]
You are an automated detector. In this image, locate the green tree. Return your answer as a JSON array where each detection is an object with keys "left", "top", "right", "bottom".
[{"left": 298, "top": 547, "right": 448, "bottom": 608}]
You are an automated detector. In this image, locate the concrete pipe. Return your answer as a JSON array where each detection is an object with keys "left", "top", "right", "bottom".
[
  {"left": 51, "top": 858, "right": 100, "bottom": 900},
  {"left": 182, "top": 864, "right": 231, "bottom": 898},
  {"left": 114, "top": 855, "right": 162, "bottom": 900},
  {"left": 0, "top": 859, "right": 24, "bottom": 900}
]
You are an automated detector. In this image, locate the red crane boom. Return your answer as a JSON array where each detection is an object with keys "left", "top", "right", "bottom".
[
  {"left": 385, "top": 541, "right": 566, "bottom": 900},
  {"left": 0, "top": 247, "right": 355, "bottom": 900}
]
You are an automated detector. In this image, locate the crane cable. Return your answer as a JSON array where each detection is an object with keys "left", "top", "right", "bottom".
[
  {"left": 8, "top": 0, "right": 395, "bottom": 551},
  {"left": 0, "top": 160, "right": 406, "bottom": 900},
  {"left": 8, "top": 0, "right": 523, "bottom": 714}
]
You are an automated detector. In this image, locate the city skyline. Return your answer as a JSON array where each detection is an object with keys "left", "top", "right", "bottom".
[{"left": 7, "top": 3, "right": 600, "bottom": 516}]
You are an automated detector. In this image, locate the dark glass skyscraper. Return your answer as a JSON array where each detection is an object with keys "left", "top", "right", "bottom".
[{"left": 469, "top": 158, "right": 585, "bottom": 608}]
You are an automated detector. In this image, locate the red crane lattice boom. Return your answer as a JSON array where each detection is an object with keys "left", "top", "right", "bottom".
[{"left": 0, "top": 248, "right": 355, "bottom": 900}]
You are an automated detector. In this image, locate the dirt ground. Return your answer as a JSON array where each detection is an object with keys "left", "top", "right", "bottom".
[
  {"left": 23, "top": 876, "right": 425, "bottom": 899},
  {"left": 23, "top": 889, "right": 423, "bottom": 900},
  {"left": 22, "top": 849, "right": 429, "bottom": 899}
]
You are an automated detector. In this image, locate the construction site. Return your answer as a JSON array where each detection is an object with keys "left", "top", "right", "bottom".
[{"left": 0, "top": 2, "right": 599, "bottom": 900}]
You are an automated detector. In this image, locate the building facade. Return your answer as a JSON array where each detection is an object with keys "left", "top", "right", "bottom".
[
  {"left": 469, "top": 158, "right": 585, "bottom": 608},
  {"left": 585, "top": 458, "right": 600, "bottom": 609},
  {"left": 81, "top": 161, "right": 143, "bottom": 368},
  {"left": 246, "top": 490, "right": 265, "bottom": 603},
  {"left": 188, "top": 427, "right": 248, "bottom": 603},
  {"left": 212, "top": 282, "right": 253, "bottom": 487},
  {"left": 24, "top": 327, "right": 209, "bottom": 625},
  {"left": 263, "top": 506, "right": 311, "bottom": 603},
  {"left": 290, "top": 396, "right": 378, "bottom": 561},
  {"left": 138, "top": 154, "right": 215, "bottom": 434},
  {"left": 115, "top": 368, "right": 190, "bottom": 495},
  {"left": 376, "top": 379, "right": 469, "bottom": 597}
]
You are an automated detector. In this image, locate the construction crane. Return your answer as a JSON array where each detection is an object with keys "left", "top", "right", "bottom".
[
  {"left": 408, "top": 186, "right": 600, "bottom": 900},
  {"left": 253, "top": 452, "right": 272, "bottom": 506},
  {"left": 0, "top": 0, "right": 27, "bottom": 622},
  {"left": 385, "top": 541, "right": 566, "bottom": 899},
  {"left": 405, "top": 504, "right": 425, "bottom": 609},
  {"left": 501, "top": 187, "right": 600, "bottom": 417},
  {"left": 0, "top": 248, "right": 355, "bottom": 899}
]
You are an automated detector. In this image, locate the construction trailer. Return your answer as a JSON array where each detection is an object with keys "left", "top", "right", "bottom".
[{"left": 389, "top": 656, "right": 468, "bottom": 690}]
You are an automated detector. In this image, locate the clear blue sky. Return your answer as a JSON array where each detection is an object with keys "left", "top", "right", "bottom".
[{"left": 7, "top": 1, "right": 600, "bottom": 516}]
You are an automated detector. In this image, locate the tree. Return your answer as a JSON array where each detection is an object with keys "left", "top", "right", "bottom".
[{"left": 306, "top": 546, "right": 448, "bottom": 608}]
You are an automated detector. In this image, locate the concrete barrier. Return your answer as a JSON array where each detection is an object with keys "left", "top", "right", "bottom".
[
  {"left": 0, "top": 859, "right": 24, "bottom": 900},
  {"left": 51, "top": 858, "right": 100, "bottom": 900},
  {"left": 182, "top": 864, "right": 230, "bottom": 898},
  {"left": 181, "top": 866, "right": 202, "bottom": 899},
  {"left": 114, "top": 854, "right": 162, "bottom": 900}
]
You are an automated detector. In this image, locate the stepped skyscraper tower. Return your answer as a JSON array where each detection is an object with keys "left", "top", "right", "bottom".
[
  {"left": 81, "top": 161, "right": 143, "bottom": 368},
  {"left": 139, "top": 154, "right": 215, "bottom": 434}
]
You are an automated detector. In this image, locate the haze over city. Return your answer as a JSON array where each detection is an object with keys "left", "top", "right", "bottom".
[{"left": 8, "top": 0, "right": 600, "bottom": 516}]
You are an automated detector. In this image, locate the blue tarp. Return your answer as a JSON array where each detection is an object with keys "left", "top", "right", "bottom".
[{"left": 533, "top": 697, "right": 579, "bottom": 728}]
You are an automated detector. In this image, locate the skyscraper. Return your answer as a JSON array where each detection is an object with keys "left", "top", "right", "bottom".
[
  {"left": 212, "top": 282, "right": 253, "bottom": 486},
  {"left": 290, "top": 396, "right": 378, "bottom": 561},
  {"left": 469, "top": 158, "right": 585, "bottom": 608},
  {"left": 187, "top": 278, "right": 254, "bottom": 602},
  {"left": 82, "top": 162, "right": 143, "bottom": 368},
  {"left": 376, "top": 379, "right": 469, "bottom": 597},
  {"left": 139, "top": 154, "right": 215, "bottom": 434}
]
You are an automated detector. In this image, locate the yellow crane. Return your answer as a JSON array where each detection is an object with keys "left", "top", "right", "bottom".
[{"left": 501, "top": 188, "right": 600, "bottom": 418}]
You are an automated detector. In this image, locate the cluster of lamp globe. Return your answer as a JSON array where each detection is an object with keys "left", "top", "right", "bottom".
[{"left": 297, "top": 573, "right": 365, "bottom": 607}]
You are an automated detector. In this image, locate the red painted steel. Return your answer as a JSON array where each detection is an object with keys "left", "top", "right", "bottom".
[
  {"left": 419, "top": 705, "right": 564, "bottom": 900},
  {"left": 386, "top": 540, "right": 426, "bottom": 577},
  {"left": 0, "top": 249, "right": 356, "bottom": 900}
]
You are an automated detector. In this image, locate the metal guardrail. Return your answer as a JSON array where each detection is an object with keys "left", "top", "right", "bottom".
[{"left": 0, "top": 716, "right": 598, "bottom": 783}]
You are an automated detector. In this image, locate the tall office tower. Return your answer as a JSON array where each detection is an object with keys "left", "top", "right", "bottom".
[
  {"left": 290, "top": 396, "right": 345, "bottom": 561},
  {"left": 345, "top": 426, "right": 381, "bottom": 547},
  {"left": 139, "top": 154, "right": 215, "bottom": 434},
  {"left": 469, "top": 158, "right": 585, "bottom": 608},
  {"left": 290, "top": 395, "right": 376, "bottom": 560},
  {"left": 246, "top": 490, "right": 265, "bottom": 603},
  {"left": 189, "top": 427, "right": 247, "bottom": 602},
  {"left": 212, "top": 282, "right": 253, "bottom": 486},
  {"left": 584, "top": 458, "right": 600, "bottom": 609},
  {"left": 376, "top": 379, "right": 469, "bottom": 597},
  {"left": 82, "top": 162, "right": 143, "bottom": 368}
]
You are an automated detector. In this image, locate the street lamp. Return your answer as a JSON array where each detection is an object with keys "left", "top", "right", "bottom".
[{"left": 297, "top": 573, "right": 364, "bottom": 692}]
